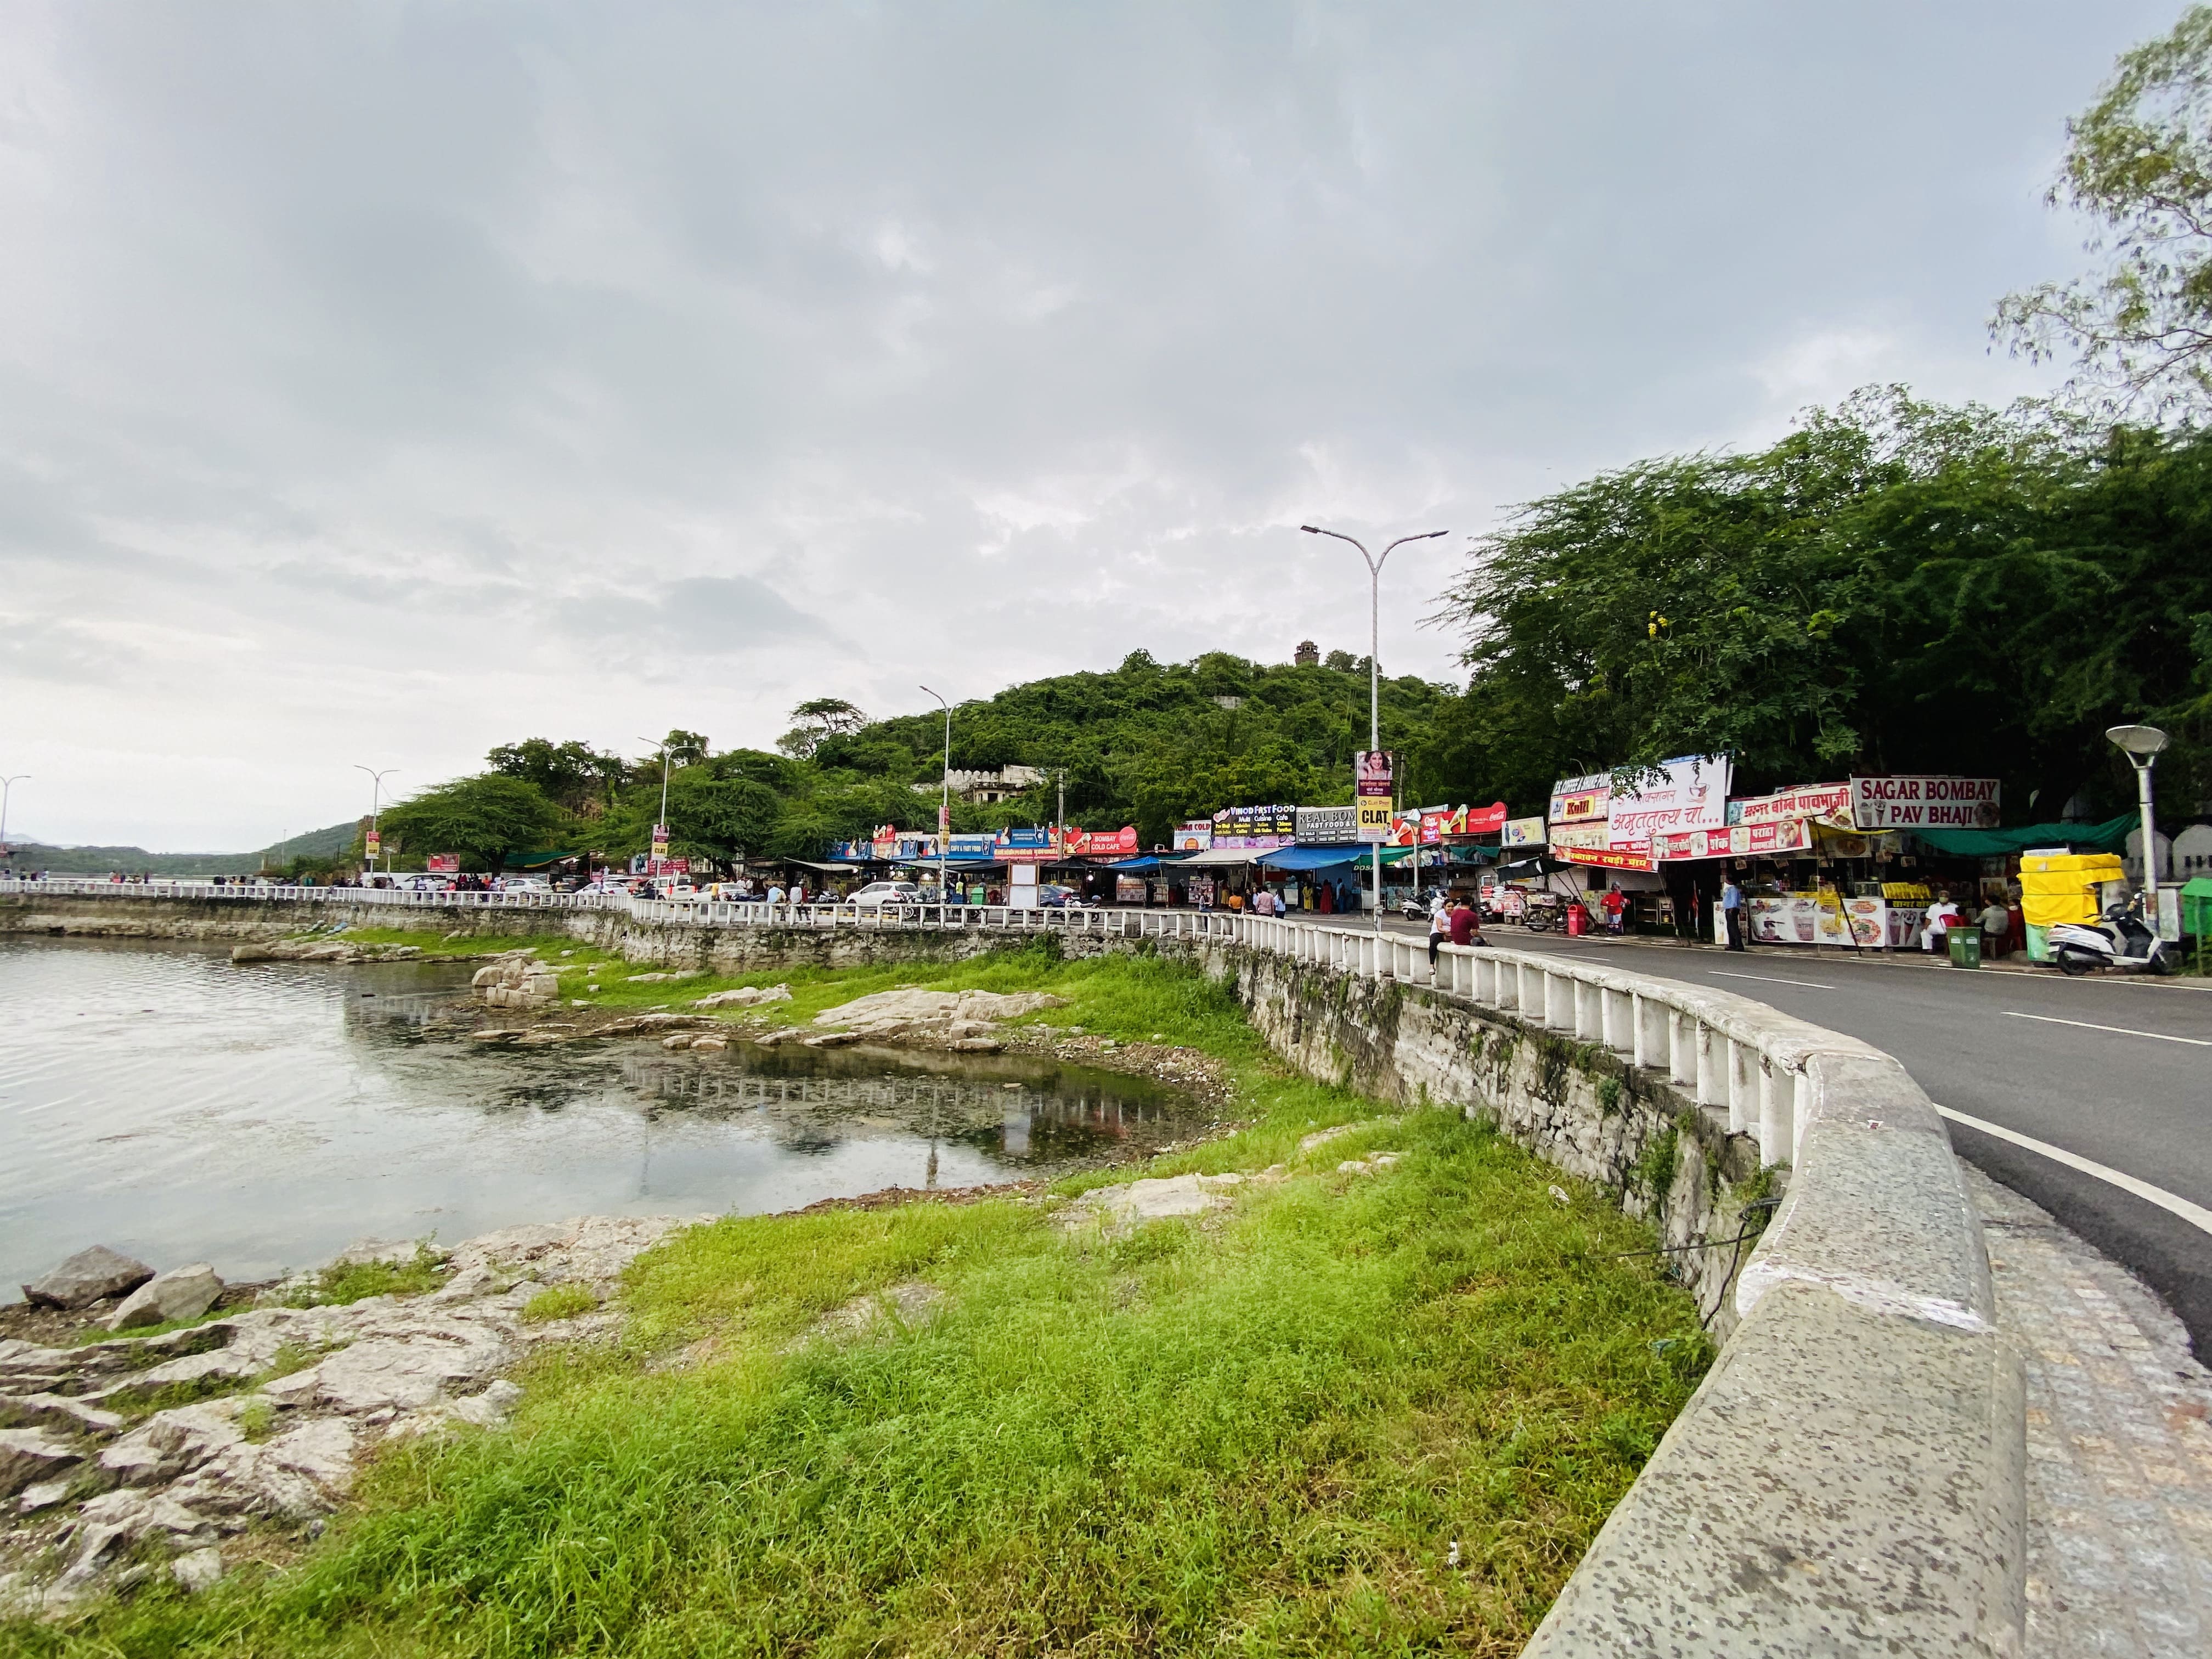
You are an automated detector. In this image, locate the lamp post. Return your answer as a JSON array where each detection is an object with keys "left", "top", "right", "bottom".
[
  {"left": 352, "top": 765, "right": 396, "bottom": 873},
  {"left": 2107, "top": 724, "right": 2171, "bottom": 932},
  {"left": 921, "top": 687, "right": 952, "bottom": 908},
  {"left": 636, "top": 738, "right": 673, "bottom": 879},
  {"left": 0, "top": 775, "right": 24, "bottom": 860},
  {"left": 1301, "top": 525, "right": 1448, "bottom": 940}
]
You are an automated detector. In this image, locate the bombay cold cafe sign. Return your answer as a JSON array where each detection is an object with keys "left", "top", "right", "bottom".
[{"left": 1848, "top": 776, "right": 2001, "bottom": 831}]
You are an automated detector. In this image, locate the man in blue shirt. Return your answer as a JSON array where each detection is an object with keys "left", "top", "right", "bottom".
[{"left": 1721, "top": 875, "right": 1746, "bottom": 951}]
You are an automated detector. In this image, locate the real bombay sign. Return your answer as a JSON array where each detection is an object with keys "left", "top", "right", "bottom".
[{"left": 1848, "top": 776, "right": 2001, "bottom": 831}]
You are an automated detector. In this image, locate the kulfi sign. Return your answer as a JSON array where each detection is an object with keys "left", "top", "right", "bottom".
[{"left": 1848, "top": 776, "right": 2001, "bottom": 831}]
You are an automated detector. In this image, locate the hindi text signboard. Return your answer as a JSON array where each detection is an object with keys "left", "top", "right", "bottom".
[
  {"left": 1558, "top": 844, "right": 1657, "bottom": 872},
  {"left": 1731, "top": 783, "right": 1852, "bottom": 826},
  {"left": 1606, "top": 754, "right": 1733, "bottom": 845}
]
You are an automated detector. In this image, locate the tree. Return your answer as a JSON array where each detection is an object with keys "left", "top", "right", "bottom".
[
  {"left": 1995, "top": 6, "right": 2212, "bottom": 415},
  {"left": 379, "top": 776, "right": 571, "bottom": 873},
  {"left": 776, "top": 698, "right": 868, "bottom": 759},
  {"left": 486, "top": 739, "right": 627, "bottom": 814}
]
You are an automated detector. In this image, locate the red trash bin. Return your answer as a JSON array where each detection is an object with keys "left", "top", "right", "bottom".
[{"left": 1566, "top": 903, "right": 1588, "bottom": 936}]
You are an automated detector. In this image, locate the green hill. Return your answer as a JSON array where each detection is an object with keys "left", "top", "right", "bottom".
[{"left": 2, "top": 819, "right": 363, "bottom": 877}]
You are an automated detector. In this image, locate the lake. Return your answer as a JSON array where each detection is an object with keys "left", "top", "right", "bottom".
[{"left": 0, "top": 938, "right": 1198, "bottom": 1294}]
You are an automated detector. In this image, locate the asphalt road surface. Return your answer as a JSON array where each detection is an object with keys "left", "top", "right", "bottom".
[{"left": 1330, "top": 915, "right": 2212, "bottom": 1354}]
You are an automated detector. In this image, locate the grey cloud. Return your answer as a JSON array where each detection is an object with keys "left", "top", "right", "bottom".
[
  {"left": 554, "top": 575, "right": 832, "bottom": 658},
  {"left": 0, "top": 0, "right": 2180, "bottom": 847}
]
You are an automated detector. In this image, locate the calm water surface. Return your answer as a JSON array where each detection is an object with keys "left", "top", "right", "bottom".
[{"left": 0, "top": 939, "right": 1197, "bottom": 1293}]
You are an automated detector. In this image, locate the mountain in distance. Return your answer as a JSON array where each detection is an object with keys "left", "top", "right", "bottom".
[{"left": 2, "top": 819, "right": 362, "bottom": 876}]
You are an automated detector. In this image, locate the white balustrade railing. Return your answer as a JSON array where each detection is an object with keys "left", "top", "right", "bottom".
[{"left": 0, "top": 877, "right": 611, "bottom": 912}]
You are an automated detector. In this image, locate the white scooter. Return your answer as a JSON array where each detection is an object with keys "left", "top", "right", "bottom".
[{"left": 2048, "top": 896, "right": 2177, "bottom": 977}]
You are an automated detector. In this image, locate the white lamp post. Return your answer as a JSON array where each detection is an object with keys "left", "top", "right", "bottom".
[
  {"left": 921, "top": 687, "right": 952, "bottom": 909},
  {"left": 636, "top": 737, "right": 673, "bottom": 879},
  {"left": 352, "top": 765, "right": 396, "bottom": 873},
  {"left": 0, "top": 775, "right": 25, "bottom": 859},
  {"left": 2107, "top": 724, "right": 2171, "bottom": 930},
  {"left": 1301, "top": 525, "right": 1447, "bottom": 941}
]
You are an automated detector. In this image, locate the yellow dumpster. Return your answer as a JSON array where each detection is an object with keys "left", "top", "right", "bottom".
[{"left": 2018, "top": 851, "right": 2124, "bottom": 928}]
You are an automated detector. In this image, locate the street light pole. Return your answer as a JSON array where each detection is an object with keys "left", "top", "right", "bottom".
[
  {"left": 636, "top": 738, "right": 673, "bottom": 879},
  {"left": 1302, "top": 525, "right": 1447, "bottom": 941},
  {"left": 0, "top": 775, "right": 25, "bottom": 859},
  {"left": 2107, "top": 724, "right": 2171, "bottom": 932},
  {"left": 352, "top": 765, "right": 396, "bottom": 873},
  {"left": 921, "top": 688, "right": 952, "bottom": 908}
]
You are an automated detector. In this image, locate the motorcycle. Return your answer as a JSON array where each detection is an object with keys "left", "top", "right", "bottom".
[
  {"left": 2048, "top": 896, "right": 2177, "bottom": 977},
  {"left": 1400, "top": 897, "right": 1436, "bottom": 922}
]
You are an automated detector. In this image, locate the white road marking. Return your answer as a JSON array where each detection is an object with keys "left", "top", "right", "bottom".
[
  {"left": 1936, "top": 1105, "right": 2212, "bottom": 1239},
  {"left": 2002, "top": 1011, "right": 2212, "bottom": 1047},
  {"left": 1708, "top": 969, "right": 1835, "bottom": 990}
]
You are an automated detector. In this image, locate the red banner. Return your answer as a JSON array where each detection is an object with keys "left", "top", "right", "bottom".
[
  {"left": 426, "top": 854, "right": 460, "bottom": 874},
  {"left": 1558, "top": 844, "right": 1656, "bottom": 872},
  {"left": 1065, "top": 825, "right": 1138, "bottom": 856}
]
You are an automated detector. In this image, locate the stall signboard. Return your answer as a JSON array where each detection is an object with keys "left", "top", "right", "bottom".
[
  {"left": 1115, "top": 876, "right": 1147, "bottom": 904},
  {"left": 1500, "top": 815, "right": 1547, "bottom": 849},
  {"left": 1654, "top": 819, "right": 1813, "bottom": 861},
  {"left": 426, "top": 854, "right": 460, "bottom": 874},
  {"left": 648, "top": 857, "right": 690, "bottom": 877},
  {"left": 1606, "top": 754, "right": 1733, "bottom": 845},
  {"left": 1848, "top": 776, "right": 2001, "bottom": 830},
  {"left": 1186, "top": 876, "right": 1216, "bottom": 907},
  {"left": 994, "top": 826, "right": 1059, "bottom": 864},
  {"left": 1295, "top": 804, "right": 1357, "bottom": 843},
  {"left": 1355, "top": 752, "right": 1394, "bottom": 844},
  {"left": 1730, "top": 783, "right": 1852, "bottom": 826},
  {"left": 946, "top": 833, "right": 996, "bottom": 859},
  {"left": 1067, "top": 825, "right": 1140, "bottom": 857},
  {"left": 1215, "top": 804, "right": 1297, "bottom": 849},
  {"left": 1460, "top": 802, "right": 1510, "bottom": 837},
  {"left": 651, "top": 823, "right": 670, "bottom": 860},
  {"left": 364, "top": 830, "right": 380, "bottom": 860},
  {"left": 1175, "top": 820, "right": 1215, "bottom": 851},
  {"left": 1548, "top": 772, "right": 1610, "bottom": 826},
  {"left": 869, "top": 823, "right": 900, "bottom": 859},
  {"left": 1548, "top": 821, "right": 1611, "bottom": 851},
  {"left": 1559, "top": 845, "right": 1657, "bottom": 872}
]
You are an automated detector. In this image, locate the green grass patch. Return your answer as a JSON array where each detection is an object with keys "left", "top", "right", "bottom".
[
  {"left": 520, "top": 1283, "right": 597, "bottom": 1324},
  {"left": 13, "top": 950, "right": 1712, "bottom": 1656},
  {"left": 285, "top": 1246, "right": 447, "bottom": 1309}
]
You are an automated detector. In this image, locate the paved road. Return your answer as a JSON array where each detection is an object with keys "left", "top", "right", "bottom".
[{"left": 1327, "top": 916, "right": 2212, "bottom": 1353}]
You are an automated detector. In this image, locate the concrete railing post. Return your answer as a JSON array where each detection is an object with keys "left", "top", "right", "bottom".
[
  {"left": 1667, "top": 1011, "right": 1694, "bottom": 1086},
  {"left": 1574, "top": 980, "right": 1601, "bottom": 1040},
  {"left": 1517, "top": 962, "right": 1543, "bottom": 1022},
  {"left": 1694, "top": 1023, "right": 1722, "bottom": 1108},
  {"left": 1758, "top": 1062, "right": 1793, "bottom": 1166},
  {"left": 1601, "top": 986, "right": 1627, "bottom": 1053},
  {"left": 1726, "top": 1038, "right": 1751, "bottom": 1135}
]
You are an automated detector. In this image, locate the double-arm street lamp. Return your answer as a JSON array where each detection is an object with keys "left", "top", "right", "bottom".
[
  {"left": 1301, "top": 525, "right": 1448, "bottom": 938},
  {"left": 2107, "top": 724, "right": 2171, "bottom": 931},
  {"left": 921, "top": 687, "right": 952, "bottom": 906},
  {"left": 352, "top": 765, "right": 397, "bottom": 872}
]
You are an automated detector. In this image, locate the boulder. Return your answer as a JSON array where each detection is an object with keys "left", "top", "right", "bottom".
[
  {"left": 0, "top": 1428, "right": 81, "bottom": 1499},
  {"left": 812, "top": 988, "right": 1064, "bottom": 1031},
  {"left": 0, "top": 1394, "right": 125, "bottom": 1437},
  {"left": 661, "top": 1034, "right": 695, "bottom": 1051},
  {"left": 172, "top": 1548, "right": 224, "bottom": 1594},
  {"left": 22, "top": 1245, "right": 155, "bottom": 1311},
  {"left": 690, "top": 1036, "right": 727, "bottom": 1053},
  {"left": 229, "top": 943, "right": 272, "bottom": 963},
  {"left": 693, "top": 985, "right": 792, "bottom": 1008},
  {"left": 106, "top": 1263, "right": 223, "bottom": 1331}
]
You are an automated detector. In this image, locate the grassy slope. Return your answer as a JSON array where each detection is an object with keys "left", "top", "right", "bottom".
[{"left": 9, "top": 946, "right": 1710, "bottom": 1658}]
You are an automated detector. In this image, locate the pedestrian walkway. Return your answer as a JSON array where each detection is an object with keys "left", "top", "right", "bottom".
[{"left": 1961, "top": 1162, "right": 2212, "bottom": 1657}]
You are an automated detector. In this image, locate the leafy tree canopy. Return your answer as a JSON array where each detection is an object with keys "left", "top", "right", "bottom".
[
  {"left": 379, "top": 775, "right": 572, "bottom": 873},
  {"left": 1996, "top": 5, "right": 2212, "bottom": 415}
]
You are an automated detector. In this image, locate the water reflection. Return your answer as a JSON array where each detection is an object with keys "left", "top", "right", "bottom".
[{"left": 1, "top": 938, "right": 1204, "bottom": 1291}]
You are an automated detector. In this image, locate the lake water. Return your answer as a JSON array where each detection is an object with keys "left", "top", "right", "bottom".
[{"left": 0, "top": 939, "right": 1198, "bottom": 1295}]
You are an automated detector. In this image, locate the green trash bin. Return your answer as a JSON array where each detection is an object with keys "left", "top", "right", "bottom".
[{"left": 1948, "top": 925, "right": 1982, "bottom": 969}]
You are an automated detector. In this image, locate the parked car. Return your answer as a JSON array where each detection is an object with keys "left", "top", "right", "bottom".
[
  {"left": 1037, "top": 884, "right": 1091, "bottom": 909},
  {"left": 503, "top": 877, "right": 551, "bottom": 893},
  {"left": 849, "top": 881, "right": 922, "bottom": 909}
]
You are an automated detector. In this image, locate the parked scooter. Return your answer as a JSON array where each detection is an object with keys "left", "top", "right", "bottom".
[{"left": 2048, "top": 895, "right": 2177, "bottom": 977}]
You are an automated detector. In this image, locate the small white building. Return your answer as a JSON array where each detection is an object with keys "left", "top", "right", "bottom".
[{"left": 910, "top": 765, "right": 1045, "bottom": 805}]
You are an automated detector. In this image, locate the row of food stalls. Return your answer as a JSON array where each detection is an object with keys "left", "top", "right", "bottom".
[
  {"left": 1508, "top": 756, "right": 2163, "bottom": 953},
  {"left": 814, "top": 803, "right": 1511, "bottom": 909}
]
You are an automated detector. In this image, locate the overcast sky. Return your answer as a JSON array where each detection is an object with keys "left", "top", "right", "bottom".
[{"left": 0, "top": 0, "right": 2179, "bottom": 849}]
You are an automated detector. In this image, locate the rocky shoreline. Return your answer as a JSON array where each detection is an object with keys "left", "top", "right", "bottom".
[{"left": 0, "top": 1217, "right": 698, "bottom": 1615}]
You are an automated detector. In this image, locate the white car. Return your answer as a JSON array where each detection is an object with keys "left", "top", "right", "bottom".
[
  {"left": 502, "top": 877, "right": 551, "bottom": 893},
  {"left": 849, "top": 881, "right": 922, "bottom": 909}
]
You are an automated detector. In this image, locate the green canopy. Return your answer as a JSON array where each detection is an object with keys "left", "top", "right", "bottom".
[
  {"left": 502, "top": 849, "right": 582, "bottom": 870},
  {"left": 1911, "top": 813, "right": 2135, "bottom": 857}
]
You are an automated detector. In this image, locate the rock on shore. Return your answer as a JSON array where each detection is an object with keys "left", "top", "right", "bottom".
[
  {"left": 472, "top": 952, "right": 560, "bottom": 1009},
  {"left": 230, "top": 940, "right": 422, "bottom": 964},
  {"left": 0, "top": 1215, "right": 705, "bottom": 1615},
  {"left": 21, "top": 1248, "right": 153, "bottom": 1313},
  {"left": 811, "top": 988, "right": 1064, "bottom": 1051}
]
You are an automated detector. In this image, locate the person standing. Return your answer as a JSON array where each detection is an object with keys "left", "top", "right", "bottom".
[
  {"left": 1427, "top": 894, "right": 1449, "bottom": 966},
  {"left": 1602, "top": 887, "right": 1627, "bottom": 935},
  {"left": 1721, "top": 874, "right": 1746, "bottom": 951}
]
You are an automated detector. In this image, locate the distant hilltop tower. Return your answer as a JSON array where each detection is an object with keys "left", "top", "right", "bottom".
[{"left": 1294, "top": 640, "right": 1319, "bottom": 667}]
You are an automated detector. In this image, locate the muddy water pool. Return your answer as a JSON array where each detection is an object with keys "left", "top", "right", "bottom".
[{"left": 0, "top": 939, "right": 1200, "bottom": 1293}]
